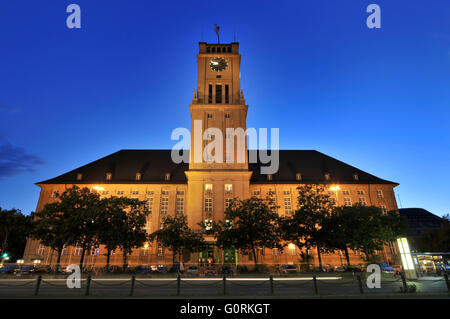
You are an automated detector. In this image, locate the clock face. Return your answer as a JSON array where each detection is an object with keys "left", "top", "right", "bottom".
[{"left": 210, "top": 57, "right": 228, "bottom": 72}]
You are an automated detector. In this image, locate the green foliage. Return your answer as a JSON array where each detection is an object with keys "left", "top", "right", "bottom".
[
  {"left": 414, "top": 218, "right": 450, "bottom": 252},
  {"left": 149, "top": 214, "right": 205, "bottom": 263},
  {"left": 0, "top": 208, "right": 33, "bottom": 261},
  {"left": 211, "top": 197, "right": 283, "bottom": 265}
]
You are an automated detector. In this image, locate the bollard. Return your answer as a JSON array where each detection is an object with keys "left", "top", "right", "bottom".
[
  {"left": 444, "top": 273, "right": 450, "bottom": 293},
  {"left": 34, "top": 275, "right": 42, "bottom": 296},
  {"left": 177, "top": 273, "right": 181, "bottom": 296},
  {"left": 223, "top": 276, "right": 226, "bottom": 295},
  {"left": 313, "top": 275, "right": 318, "bottom": 295},
  {"left": 269, "top": 275, "right": 274, "bottom": 295},
  {"left": 357, "top": 275, "right": 364, "bottom": 294},
  {"left": 130, "top": 274, "right": 136, "bottom": 297},
  {"left": 401, "top": 272, "right": 407, "bottom": 293},
  {"left": 85, "top": 274, "right": 92, "bottom": 296}
]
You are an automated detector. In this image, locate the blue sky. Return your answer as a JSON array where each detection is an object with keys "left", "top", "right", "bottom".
[{"left": 0, "top": 0, "right": 449, "bottom": 216}]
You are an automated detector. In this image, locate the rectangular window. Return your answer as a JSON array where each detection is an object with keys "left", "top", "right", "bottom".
[
  {"left": 160, "top": 196, "right": 169, "bottom": 214},
  {"left": 344, "top": 197, "right": 352, "bottom": 206},
  {"left": 145, "top": 219, "right": 152, "bottom": 234},
  {"left": 117, "top": 190, "right": 124, "bottom": 195},
  {"left": 205, "top": 198, "right": 213, "bottom": 212},
  {"left": 380, "top": 205, "right": 387, "bottom": 213},
  {"left": 176, "top": 195, "right": 184, "bottom": 215},
  {"left": 205, "top": 184, "right": 213, "bottom": 191},
  {"left": 157, "top": 244, "right": 164, "bottom": 256},
  {"left": 37, "top": 244, "right": 45, "bottom": 256},
  {"left": 145, "top": 198, "right": 153, "bottom": 214},
  {"left": 376, "top": 190, "right": 383, "bottom": 199},
  {"left": 253, "top": 191, "right": 260, "bottom": 196},
  {"left": 330, "top": 197, "right": 337, "bottom": 206},
  {"left": 284, "top": 197, "right": 292, "bottom": 215},
  {"left": 343, "top": 190, "right": 350, "bottom": 195},
  {"left": 288, "top": 245, "right": 297, "bottom": 256},
  {"left": 208, "top": 84, "right": 212, "bottom": 103},
  {"left": 359, "top": 197, "right": 367, "bottom": 206},
  {"left": 272, "top": 248, "right": 280, "bottom": 256},
  {"left": 204, "top": 219, "right": 213, "bottom": 231},
  {"left": 215, "top": 84, "right": 222, "bottom": 103},
  {"left": 131, "top": 190, "right": 139, "bottom": 195},
  {"left": 225, "top": 184, "right": 233, "bottom": 192},
  {"left": 74, "top": 246, "right": 82, "bottom": 256},
  {"left": 225, "top": 198, "right": 232, "bottom": 209},
  {"left": 225, "top": 85, "right": 229, "bottom": 104},
  {"left": 357, "top": 190, "right": 364, "bottom": 195}
]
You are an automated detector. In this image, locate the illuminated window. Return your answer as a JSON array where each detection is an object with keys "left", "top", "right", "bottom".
[
  {"left": 160, "top": 196, "right": 169, "bottom": 215},
  {"left": 76, "top": 173, "right": 83, "bottom": 181},
  {"left": 353, "top": 173, "right": 359, "bottom": 181},
  {"left": 225, "top": 184, "right": 233, "bottom": 192},
  {"left": 284, "top": 197, "right": 292, "bottom": 215},
  {"left": 145, "top": 198, "right": 153, "bottom": 214},
  {"left": 37, "top": 244, "right": 45, "bottom": 256},
  {"left": 266, "top": 174, "right": 272, "bottom": 181},
  {"left": 324, "top": 173, "right": 331, "bottom": 181},
  {"left": 106, "top": 172, "right": 112, "bottom": 180},
  {"left": 204, "top": 219, "right": 213, "bottom": 230},
  {"left": 225, "top": 198, "right": 232, "bottom": 209},
  {"left": 136, "top": 173, "right": 142, "bottom": 181},
  {"left": 205, "top": 184, "right": 213, "bottom": 191},
  {"left": 359, "top": 197, "right": 367, "bottom": 206},
  {"left": 296, "top": 173, "right": 302, "bottom": 181},
  {"left": 205, "top": 198, "right": 213, "bottom": 212},
  {"left": 344, "top": 197, "right": 352, "bottom": 206},
  {"left": 288, "top": 244, "right": 297, "bottom": 256},
  {"left": 176, "top": 193, "right": 184, "bottom": 215},
  {"left": 165, "top": 173, "right": 171, "bottom": 181},
  {"left": 157, "top": 244, "right": 164, "bottom": 256},
  {"left": 272, "top": 248, "right": 280, "bottom": 256}
]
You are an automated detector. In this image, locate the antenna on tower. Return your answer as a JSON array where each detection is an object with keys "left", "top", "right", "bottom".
[{"left": 214, "top": 24, "right": 220, "bottom": 44}]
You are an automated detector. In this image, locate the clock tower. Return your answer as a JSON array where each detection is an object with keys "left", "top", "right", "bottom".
[{"left": 185, "top": 42, "right": 252, "bottom": 228}]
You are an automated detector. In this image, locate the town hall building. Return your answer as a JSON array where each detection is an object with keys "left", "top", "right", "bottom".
[{"left": 23, "top": 42, "right": 400, "bottom": 269}]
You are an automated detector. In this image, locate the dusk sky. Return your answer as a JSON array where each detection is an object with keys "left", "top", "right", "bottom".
[{"left": 0, "top": 0, "right": 449, "bottom": 217}]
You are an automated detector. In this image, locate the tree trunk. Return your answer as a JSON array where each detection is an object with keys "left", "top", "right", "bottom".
[
  {"left": 251, "top": 245, "right": 258, "bottom": 267},
  {"left": 122, "top": 252, "right": 128, "bottom": 270},
  {"left": 316, "top": 244, "right": 323, "bottom": 270},
  {"left": 55, "top": 247, "right": 63, "bottom": 271},
  {"left": 106, "top": 249, "right": 111, "bottom": 271},
  {"left": 344, "top": 247, "right": 351, "bottom": 266},
  {"left": 79, "top": 246, "right": 86, "bottom": 270}
]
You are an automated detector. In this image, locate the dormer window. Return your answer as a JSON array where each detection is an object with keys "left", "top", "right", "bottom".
[
  {"left": 296, "top": 173, "right": 302, "bottom": 181},
  {"left": 225, "top": 184, "right": 233, "bottom": 192},
  {"left": 266, "top": 174, "right": 273, "bottom": 181},
  {"left": 324, "top": 173, "right": 331, "bottom": 181},
  {"left": 205, "top": 184, "right": 213, "bottom": 191},
  {"left": 353, "top": 173, "right": 359, "bottom": 181},
  {"left": 76, "top": 173, "right": 83, "bottom": 181},
  {"left": 136, "top": 173, "right": 142, "bottom": 181},
  {"left": 165, "top": 173, "right": 171, "bottom": 181}
]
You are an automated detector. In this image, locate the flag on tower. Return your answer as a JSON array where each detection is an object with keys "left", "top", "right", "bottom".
[{"left": 214, "top": 24, "right": 220, "bottom": 43}]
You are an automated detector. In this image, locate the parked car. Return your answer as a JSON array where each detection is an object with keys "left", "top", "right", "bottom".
[
  {"left": 204, "top": 267, "right": 217, "bottom": 276},
  {"left": 219, "top": 265, "right": 234, "bottom": 276},
  {"left": 279, "top": 264, "right": 297, "bottom": 274},
  {"left": 334, "top": 266, "right": 346, "bottom": 272},
  {"left": 345, "top": 265, "right": 362, "bottom": 272},
  {"left": 15, "top": 265, "right": 37, "bottom": 275},
  {"left": 170, "top": 262, "right": 185, "bottom": 273},
  {"left": 0, "top": 264, "right": 19, "bottom": 274},
  {"left": 187, "top": 266, "right": 199, "bottom": 276},
  {"left": 135, "top": 265, "right": 150, "bottom": 274},
  {"left": 378, "top": 262, "right": 395, "bottom": 273}
]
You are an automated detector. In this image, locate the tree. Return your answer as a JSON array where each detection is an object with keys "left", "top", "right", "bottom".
[
  {"left": 414, "top": 215, "right": 450, "bottom": 252},
  {"left": 149, "top": 214, "right": 205, "bottom": 264},
  {"left": 281, "top": 185, "right": 335, "bottom": 270},
  {"left": 323, "top": 205, "right": 406, "bottom": 264},
  {"left": 63, "top": 186, "right": 104, "bottom": 269},
  {"left": 212, "top": 197, "right": 283, "bottom": 267},
  {"left": 115, "top": 198, "right": 148, "bottom": 269},
  {"left": 0, "top": 208, "right": 33, "bottom": 261},
  {"left": 33, "top": 202, "right": 73, "bottom": 270}
]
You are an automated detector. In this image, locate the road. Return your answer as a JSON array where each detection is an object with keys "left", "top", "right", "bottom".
[{"left": 0, "top": 275, "right": 448, "bottom": 298}]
